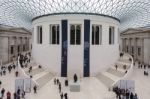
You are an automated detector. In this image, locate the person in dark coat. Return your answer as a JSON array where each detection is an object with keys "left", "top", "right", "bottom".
[
  {"left": 28, "top": 66, "right": 32, "bottom": 73},
  {"left": 56, "top": 79, "right": 59, "bottom": 85},
  {"left": 65, "top": 79, "right": 68, "bottom": 86},
  {"left": 17, "top": 88, "right": 20, "bottom": 96},
  {"left": 13, "top": 63, "right": 16, "bottom": 69},
  {"left": 130, "top": 92, "right": 134, "bottom": 99},
  {"left": 1, "top": 88, "right": 5, "bottom": 97},
  {"left": 14, "top": 92, "right": 17, "bottom": 99},
  {"left": 21, "top": 90, "right": 25, "bottom": 98},
  {"left": 8, "top": 65, "right": 12, "bottom": 73},
  {"left": 60, "top": 92, "right": 63, "bottom": 99},
  {"left": 0, "top": 80, "right": 2, "bottom": 87},
  {"left": 16, "top": 93, "right": 20, "bottom": 99},
  {"left": 64, "top": 93, "right": 68, "bottom": 99},
  {"left": 54, "top": 78, "right": 56, "bottom": 85},
  {"left": 59, "top": 83, "right": 61, "bottom": 93},
  {"left": 3, "top": 70, "right": 6, "bottom": 75},
  {"left": 74, "top": 74, "right": 78, "bottom": 83},
  {"left": 115, "top": 65, "right": 118, "bottom": 70},
  {"left": 6, "top": 91, "right": 11, "bottom": 99},
  {"left": 15, "top": 71, "right": 19, "bottom": 77},
  {"left": 33, "top": 85, "right": 37, "bottom": 93},
  {"left": 133, "top": 93, "right": 138, "bottom": 99}
]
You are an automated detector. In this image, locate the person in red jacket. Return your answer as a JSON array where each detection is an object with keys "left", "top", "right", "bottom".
[{"left": 6, "top": 91, "right": 11, "bottom": 99}]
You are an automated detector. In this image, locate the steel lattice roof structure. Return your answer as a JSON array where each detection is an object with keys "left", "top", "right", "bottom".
[{"left": 0, "top": 0, "right": 150, "bottom": 31}]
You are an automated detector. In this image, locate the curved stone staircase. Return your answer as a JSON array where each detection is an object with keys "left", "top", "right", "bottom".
[
  {"left": 96, "top": 53, "right": 133, "bottom": 89},
  {"left": 22, "top": 62, "right": 56, "bottom": 88}
]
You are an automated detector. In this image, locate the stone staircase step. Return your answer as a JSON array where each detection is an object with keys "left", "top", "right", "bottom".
[
  {"left": 36, "top": 72, "right": 55, "bottom": 88},
  {"left": 117, "top": 61, "right": 131, "bottom": 66},
  {"left": 115, "top": 62, "right": 130, "bottom": 69},
  {"left": 24, "top": 66, "right": 38, "bottom": 72},
  {"left": 111, "top": 66, "right": 125, "bottom": 73},
  {"left": 118, "top": 59, "right": 131, "bottom": 64},
  {"left": 25, "top": 67, "right": 44, "bottom": 76},
  {"left": 106, "top": 68, "right": 125, "bottom": 77},
  {"left": 96, "top": 73, "right": 115, "bottom": 87},
  {"left": 102, "top": 72, "right": 120, "bottom": 81},
  {"left": 33, "top": 71, "right": 49, "bottom": 80}
]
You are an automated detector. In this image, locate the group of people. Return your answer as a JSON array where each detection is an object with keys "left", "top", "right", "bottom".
[
  {"left": 137, "top": 61, "right": 150, "bottom": 76},
  {"left": 13, "top": 87, "right": 26, "bottom": 99},
  {"left": 0, "top": 60, "right": 19, "bottom": 99},
  {"left": 19, "top": 52, "right": 31, "bottom": 68},
  {"left": 0, "top": 64, "right": 15, "bottom": 76},
  {"left": 115, "top": 64, "right": 128, "bottom": 74},
  {"left": 0, "top": 52, "right": 32, "bottom": 99},
  {"left": 113, "top": 86, "right": 138, "bottom": 99},
  {"left": 0, "top": 88, "right": 11, "bottom": 99},
  {"left": 137, "top": 61, "right": 150, "bottom": 69},
  {"left": 0, "top": 63, "right": 18, "bottom": 99},
  {"left": 54, "top": 78, "right": 68, "bottom": 99},
  {"left": 0, "top": 63, "right": 16, "bottom": 76}
]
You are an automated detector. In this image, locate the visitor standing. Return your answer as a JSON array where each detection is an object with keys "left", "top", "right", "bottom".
[
  {"left": 60, "top": 92, "right": 63, "bottom": 99},
  {"left": 33, "top": 85, "right": 37, "bottom": 93},
  {"left": 1, "top": 88, "right": 5, "bottom": 97},
  {"left": 59, "top": 82, "right": 61, "bottom": 93},
  {"left": 6, "top": 91, "right": 11, "bottom": 99},
  {"left": 54, "top": 78, "right": 56, "bottom": 85},
  {"left": 74, "top": 74, "right": 78, "bottom": 83},
  {"left": 64, "top": 93, "right": 68, "bottom": 99}
]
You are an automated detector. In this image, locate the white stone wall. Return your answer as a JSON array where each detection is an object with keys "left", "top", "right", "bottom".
[
  {"left": 144, "top": 38, "right": 150, "bottom": 64},
  {"left": 32, "top": 14, "right": 119, "bottom": 76},
  {"left": 0, "top": 37, "right": 9, "bottom": 64}
]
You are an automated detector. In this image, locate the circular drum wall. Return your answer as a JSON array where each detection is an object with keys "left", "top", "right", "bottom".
[{"left": 32, "top": 13, "right": 120, "bottom": 77}]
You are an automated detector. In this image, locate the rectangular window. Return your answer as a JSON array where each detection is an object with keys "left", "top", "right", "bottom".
[
  {"left": 131, "top": 46, "right": 134, "bottom": 54},
  {"left": 23, "top": 45, "right": 25, "bottom": 51},
  {"left": 92, "top": 25, "right": 102, "bottom": 45},
  {"left": 138, "top": 47, "right": 141, "bottom": 56},
  {"left": 18, "top": 45, "right": 20, "bottom": 52},
  {"left": 126, "top": 46, "right": 128, "bottom": 52},
  {"left": 10, "top": 46, "right": 14, "bottom": 54},
  {"left": 109, "top": 26, "right": 115, "bottom": 44},
  {"left": 50, "top": 25, "right": 59, "bottom": 44},
  {"left": 37, "top": 26, "right": 42, "bottom": 44},
  {"left": 70, "top": 25, "right": 81, "bottom": 45}
]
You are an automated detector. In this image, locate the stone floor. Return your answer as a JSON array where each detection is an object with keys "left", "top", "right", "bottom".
[
  {"left": 0, "top": 64, "right": 150, "bottom": 99},
  {"left": 128, "top": 65, "right": 150, "bottom": 99}
]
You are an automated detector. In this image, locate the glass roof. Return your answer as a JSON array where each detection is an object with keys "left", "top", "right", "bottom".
[{"left": 0, "top": 0, "right": 150, "bottom": 31}]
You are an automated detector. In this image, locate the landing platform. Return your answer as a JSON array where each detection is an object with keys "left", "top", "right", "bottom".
[{"left": 69, "top": 80, "right": 80, "bottom": 92}]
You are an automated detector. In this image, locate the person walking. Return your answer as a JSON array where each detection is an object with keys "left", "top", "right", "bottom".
[
  {"left": 59, "top": 83, "right": 61, "bottom": 93},
  {"left": 17, "top": 88, "right": 20, "bottom": 96},
  {"left": 0, "top": 80, "right": 2, "bottom": 88},
  {"left": 6, "top": 91, "right": 11, "bottom": 99},
  {"left": 56, "top": 79, "right": 59, "bottom": 85},
  {"left": 64, "top": 93, "right": 68, "bottom": 99},
  {"left": 115, "top": 65, "right": 118, "bottom": 70},
  {"left": 1, "top": 88, "right": 5, "bottom": 97},
  {"left": 15, "top": 71, "right": 19, "bottom": 77},
  {"left": 21, "top": 90, "right": 25, "bottom": 98},
  {"left": 33, "top": 85, "right": 37, "bottom": 93},
  {"left": 74, "top": 74, "right": 78, "bottom": 83},
  {"left": 54, "top": 78, "right": 56, "bottom": 85},
  {"left": 60, "top": 92, "right": 63, "bottom": 99},
  {"left": 13, "top": 92, "right": 17, "bottom": 99},
  {"left": 65, "top": 79, "right": 68, "bottom": 86}
]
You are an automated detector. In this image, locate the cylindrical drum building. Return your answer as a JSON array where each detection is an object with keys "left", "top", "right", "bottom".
[{"left": 32, "top": 13, "right": 120, "bottom": 77}]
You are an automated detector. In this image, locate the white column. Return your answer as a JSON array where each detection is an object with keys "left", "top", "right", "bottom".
[
  {"left": 0, "top": 59, "right": 2, "bottom": 66},
  {"left": 141, "top": 38, "right": 144, "bottom": 63},
  {"left": 134, "top": 38, "right": 137, "bottom": 60},
  {"left": 129, "top": 38, "right": 131, "bottom": 54}
]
